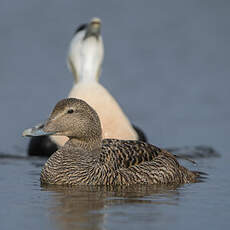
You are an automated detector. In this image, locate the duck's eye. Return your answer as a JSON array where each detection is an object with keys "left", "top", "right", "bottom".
[{"left": 67, "top": 109, "right": 74, "bottom": 114}]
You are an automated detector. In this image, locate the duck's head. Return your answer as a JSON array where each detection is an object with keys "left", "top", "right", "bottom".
[
  {"left": 68, "top": 17, "right": 104, "bottom": 83},
  {"left": 23, "top": 98, "right": 102, "bottom": 146}
]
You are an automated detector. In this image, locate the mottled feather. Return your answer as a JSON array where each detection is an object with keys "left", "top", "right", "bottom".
[
  {"left": 41, "top": 139, "right": 200, "bottom": 186},
  {"left": 33, "top": 98, "right": 202, "bottom": 186}
]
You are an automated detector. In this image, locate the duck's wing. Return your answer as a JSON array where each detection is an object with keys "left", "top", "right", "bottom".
[
  {"left": 131, "top": 124, "right": 147, "bottom": 142},
  {"left": 100, "top": 139, "right": 178, "bottom": 170}
]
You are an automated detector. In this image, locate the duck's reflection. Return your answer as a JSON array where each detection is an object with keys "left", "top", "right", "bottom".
[{"left": 41, "top": 184, "right": 182, "bottom": 230}]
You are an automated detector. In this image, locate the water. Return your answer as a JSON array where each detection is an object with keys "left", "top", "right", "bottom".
[{"left": 0, "top": 0, "right": 230, "bottom": 229}]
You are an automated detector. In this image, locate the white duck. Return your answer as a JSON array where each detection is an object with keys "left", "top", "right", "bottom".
[{"left": 28, "top": 18, "right": 146, "bottom": 156}]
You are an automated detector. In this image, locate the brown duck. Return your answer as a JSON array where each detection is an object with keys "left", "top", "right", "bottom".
[{"left": 23, "top": 98, "right": 201, "bottom": 186}]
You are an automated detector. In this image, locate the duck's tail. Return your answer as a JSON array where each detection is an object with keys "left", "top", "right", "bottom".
[{"left": 191, "top": 170, "right": 208, "bottom": 183}]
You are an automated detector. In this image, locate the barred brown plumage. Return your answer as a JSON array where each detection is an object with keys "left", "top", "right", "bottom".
[{"left": 23, "top": 98, "right": 203, "bottom": 185}]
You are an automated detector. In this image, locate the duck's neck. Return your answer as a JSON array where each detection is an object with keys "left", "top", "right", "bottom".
[
  {"left": 69, "top": 58, "right": 101, "bottom": 84},
  {"left": 67, "top": 137, "right": 102, "bottom": 152},
  {"left": 68, "top": 39, "right": 103, "bottom": 83}
]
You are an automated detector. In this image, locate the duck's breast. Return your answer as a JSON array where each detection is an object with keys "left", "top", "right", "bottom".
[{"left": 68, "top": 82, "right": 138, "bottom": 140}]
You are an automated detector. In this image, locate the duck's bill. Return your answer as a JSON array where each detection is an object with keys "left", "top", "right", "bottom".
[
  {"left": 22, "top": 123, "right": 56, "bottom": 137},
  {"left": 84, "top": 18, "right": 101, "bottom": 39}
]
